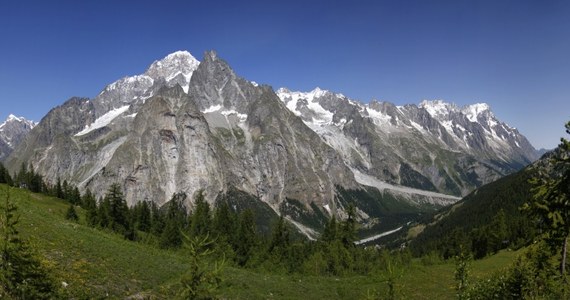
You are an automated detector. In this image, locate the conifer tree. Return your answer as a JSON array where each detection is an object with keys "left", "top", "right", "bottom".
[
  {"left": 65, "top": 204, "right": 79, "bottom": 222},
  {"left": 82, "top": 189, "right": 98, "bottom": 227},
  {"left": 0, "top": 163, "right": 12, "bottom": 186},
  {"left": 340, "top": 204, "right": 357, "bottom": 247},
  {"left": 133, "top": 200, "right": 151, "bottom": 233},
  {"left": 54, "top": 178, "right": 64, "bottom": 199},
  {"left": 524, "top": 120, "right": 570, "bottom": 277},
  {"left": 268, "top": 215, "right": 290, "bottom": 256},
  {"left": 104, "top": 183, "right": 131, "bottom": 237},
  {"left": 189, "top": 190, "right": 211, "bottom": 238},
  {"left": 0, "top": 187, "right": 55, "bottom": 298},
  {"left": 159, "top": 193, "right": 188, "bottom": 248},
  {"left": 235, "top": 209, "right": 257, "bottom": 266}
]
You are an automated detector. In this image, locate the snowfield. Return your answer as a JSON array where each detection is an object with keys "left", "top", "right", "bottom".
[{"left": 75, "top": 105, "right": 130, "bottom": 136}]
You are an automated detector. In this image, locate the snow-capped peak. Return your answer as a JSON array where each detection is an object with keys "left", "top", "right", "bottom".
[
  {"left": 419, "top": 100, "right": 459, "bottom": 119},
  {"left": 0, "top": 114, "right": 36, "bottom": 130},
  {"left": 144, "top": 50, "right": 200, "bottom": 93},
  {"left": 462, "top": 103, "right": 491, "bottom": 122}
]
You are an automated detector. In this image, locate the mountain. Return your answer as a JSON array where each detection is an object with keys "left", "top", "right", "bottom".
[
  {"left": 5, "top": 50, "right": 538, "bottom": 236},
  {"left": 0, "top": 114, "right": 36, "bottom": 161},
  {"left": 277, "top": 89, "right": 538, "bottom": 196}
]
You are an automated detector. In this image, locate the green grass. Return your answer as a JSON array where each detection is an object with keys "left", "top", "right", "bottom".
[{"left": 1, "top": 184, "right": 520, "bottom": 299}]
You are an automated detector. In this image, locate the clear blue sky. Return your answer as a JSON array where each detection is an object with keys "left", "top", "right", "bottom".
[{"left": 1, "top": 0, "right": 568, "bottom": 149}]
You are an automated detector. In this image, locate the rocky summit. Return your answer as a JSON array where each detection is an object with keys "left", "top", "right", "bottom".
[
  {"left": 0, "top": 114, "right": 36, "bottom": 161},
  {"left": 5, "top": 50, "right": 539, "bottom": 236}
]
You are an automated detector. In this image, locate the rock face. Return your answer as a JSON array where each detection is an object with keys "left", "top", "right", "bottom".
[
  {"left": 277, "top": 89, "right": 538, "bottom": 196},
  {"left": 5, "top": 50, "right": 539, "bottom": 234},
  {"left": 6, "top": 51, "right": 357, "bottom": 215},
  {"left": 0, "top": 115, "right": 36, "bottom": 161}
]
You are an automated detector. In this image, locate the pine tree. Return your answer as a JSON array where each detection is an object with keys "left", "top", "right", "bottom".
[
  {"left": 82, "top": 189, "right": 98, "bottom": 227},
  {"left": 159, "top": 193, "right": 188, "bottom": 249},
  {"left": 0, "top": 187, "right": 55, "bottom": 298},
  {"left": 65, "top": 205, "right": 79, "bottom": 222},
  {"left": 321, "top": 216, "right": 339, "bottom": 244},
  {"left": 268, "top": 215, "right": 290, "bottom": 256},
  {"left": 54, "top": 178, "right": 64, "bottom": 199},
  {"left": 235, "top": 209, "right": 257, "bottom": 266},
  {"left": 212, "top": 201, "right": 237, "bottom": 257},
  {"left": 524, "top": 120, "right": 570, "bottom": 277},
  {"left": 0, "top": 163, "right": 12, "bottom": 186},
  {"left": 189, "top": 190, "right": 211, "bottom": 238},
  {"left": 104, "top": 183, "right": 131, "bottom": 237},
  {"left": 132, "top": 200, "right": 151, "bottom": 233},
  {"left": 340, "top": 204, "right": 357, "bottom": 247}
]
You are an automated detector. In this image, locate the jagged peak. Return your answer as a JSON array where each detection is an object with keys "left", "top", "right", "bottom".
[
  {"left": 145, "top": 50, "right": 200, "bottom": 80},
  {"left": 419, "top": 100, "right": 459, "bottom": 118},
  {"left": 461, "top": 103, "right": 492, "bottom": 122},
  {"left": 0, "top": 114, "right": 36, "bottom": 130}
]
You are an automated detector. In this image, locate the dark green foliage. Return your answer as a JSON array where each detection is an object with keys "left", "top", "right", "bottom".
[
  {"left": 55, "top": 178, "right": 64, "bottom": 199},
  {"left": 65, "top": 204, "right": 79, "bottom": 222},
  {"left": 411, "top": 168, "right": 538, "bottom": 259},
  {"left": 0, "top": 163, "right": 13, "bottom": 186},
  {"left": 105, "top": 183, "right": 131, "bottom": 236},
  {"left": 267, "top": 215, "right": 291, "bottom": 261},
  {"left": 340, "top": 204, "right": 357, "bottom": 247},
  {"left": 216, "top": 187, "right": 279, "bottom": 235},
  {"left": 189, "top": 190, "right": 211, "bottom": 238},
  {"left": 82, "top": 189, "right": 98, "bottom": 227},
  {"left": 159, "top": 193, "right": 188, "bottom": 249},
  {"left": 235, "top": 209, "right": 257, "bottom": 267},
  {"left": 469, "top": 242, "right": 564, "bottom": 299},
  {"left": 454, "top": 247, "right": 471, "bottom": 300},
  {"left": 524, "top": 121, "right": 570, "bottom": 277},
  {"left": 336, "top": 185, "right": 420, "bottom": 237},
  {"left": 0, "top": 188, "right": 56, "bottom": 299},
  {"left": 132, "top": 200, "right": 152, "bottom": 233},
  {"left": 178, "top": 233, "right": 224, "bottom": 299}
]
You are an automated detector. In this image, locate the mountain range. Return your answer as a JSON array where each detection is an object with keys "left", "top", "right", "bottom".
[
  {"left": 0, "top": 114, "right": 36, "bottom": 161},
  {"left": 2, "top": 50, "right": 539, "bottom": 236}
]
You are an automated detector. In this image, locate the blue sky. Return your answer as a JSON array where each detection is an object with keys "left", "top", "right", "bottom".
[{"left": 0, "top": 0, "right": 568, "bottom": 149}]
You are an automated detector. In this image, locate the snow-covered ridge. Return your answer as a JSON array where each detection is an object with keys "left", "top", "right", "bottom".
[
  {"left": 0, "top": 114, "right": 36, "bottom": 131},
  {"left": 75, "top": 105, "right": 130, "bottom": 136}
]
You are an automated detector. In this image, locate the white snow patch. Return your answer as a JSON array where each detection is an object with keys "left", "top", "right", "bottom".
[
  {"left": 462, "top": 103, "right": 490, "bottom": 122},
  {"left": 515, "top": 140, "right": 520, "bottom": 148},
  {"left": 355, "top": 226, "right": 403, "bottom": 245},
  {"left": 420, "top": 100, "right": 457, "bottom": 119},
  {"left": 251, "top": 81, "right": 259, "bottom": 87},
  {"left": 324, "top": 204, "right": 331, "bottom": 214},
  {"left": 203, "top": 104, "right": 223, "bottom": 114},
  {"left": 366, "top": 107, "right": 391, "bottom": 125},
  {"left": 221, "top": 109, "right": 247, "bottom": 122},
  {"left": 351, "top": 169, "right": 460, "bottom": 202},
  {"left": 75, "top": 105, "right": 130, "bottom": 136}
]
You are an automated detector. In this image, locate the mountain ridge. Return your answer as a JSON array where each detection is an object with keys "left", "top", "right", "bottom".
[{"left": 4, "top": 50, "right": 539, "bottom": 235}]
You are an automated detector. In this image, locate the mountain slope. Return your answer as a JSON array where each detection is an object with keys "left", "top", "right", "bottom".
[
  {"left": 0, "top": 114, "right": 36, "bottom": 161},
  {"left": 277, "top": 89, "right": 538, "bottom": 196},
  {"left": 5, "top": 50, "right": 538, "bottom": 235},
  {"left": 406, "top": 151, "right": 554, "bottom": 257}
]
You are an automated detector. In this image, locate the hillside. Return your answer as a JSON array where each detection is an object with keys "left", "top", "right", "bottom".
[
  {"left": 1, "top": 184, "right": 519, "bottom": 299},
  {"left": 409, "top": 161, "right": 538, "bottom": 258}
]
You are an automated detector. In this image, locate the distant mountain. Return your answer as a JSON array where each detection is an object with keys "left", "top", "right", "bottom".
[
  {"left": 0, "top": 114, "right": 36, "bottom": 161},
  {"left": 277, "top": 88, "right": 538, "bottom": 196},
  {"left": 5, "top": 50, "right": 539, "bottom": 237}
]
